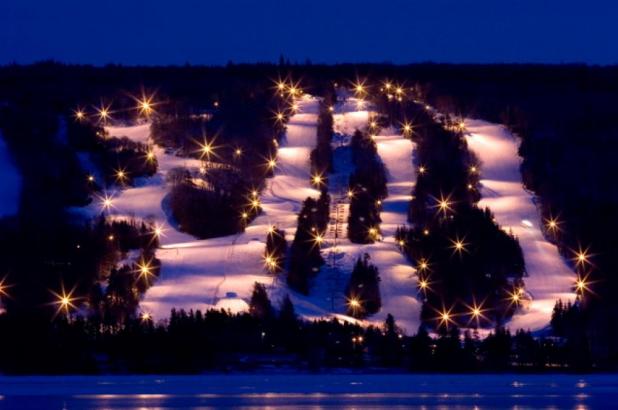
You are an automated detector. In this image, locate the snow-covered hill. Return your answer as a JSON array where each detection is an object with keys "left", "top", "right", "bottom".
[
  {"left": 304, "top": 96, "right": 421, "bottom": 333},
  {"left": 97, "top": 96, "right": 321, "bottom": 318},
  {"left": 464, "top": 120, "right": 576, "bottom": 331}
]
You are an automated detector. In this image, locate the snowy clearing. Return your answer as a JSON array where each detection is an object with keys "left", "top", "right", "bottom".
[
  {"left": 305, "top": 96, "right": 421, "bottom": 334},
  {"left": 465, "top": 119, "right": 576, "bottom": 331},
  {"left": 98, "top": 96, "right": 321, "bottom": 318}
]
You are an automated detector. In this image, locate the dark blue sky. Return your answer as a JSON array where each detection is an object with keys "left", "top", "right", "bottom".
[{"left": 2, "top": 0, "right": 617, "bottom": 65}]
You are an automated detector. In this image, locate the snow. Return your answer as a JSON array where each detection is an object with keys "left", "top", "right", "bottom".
[
  {"left": 464, "top": 119, "right": 576, "bottom": 331},
  {"left": 0, "top": 132, "right": 21, "bottom": 218},
  {"left": 302, "top": 95, "right": 421, "bottom": 334},
  {"left": 83, "top": 95, "right": 569, "bottom": 334},
  {"left": 97, "top": 96, "right": 322, "bottom": 319}
]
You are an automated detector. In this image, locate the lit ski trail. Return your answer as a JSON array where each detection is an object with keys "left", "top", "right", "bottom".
[
  {"left": 464, "top": 119, "right": 576, "bottom": 331},
  {"left": 0, "top": 132, "right": 21, "bottom": 218},
  {"left": 94, "top": 96, "right": 321, "bottom": 319},
  {"left": 304, "top": 95, "right": 421, "bottom": 334}
]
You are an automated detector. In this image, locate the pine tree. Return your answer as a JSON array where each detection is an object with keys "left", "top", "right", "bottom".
[{"left": 249, "top": 282, "right": 273, "bottom": 320}]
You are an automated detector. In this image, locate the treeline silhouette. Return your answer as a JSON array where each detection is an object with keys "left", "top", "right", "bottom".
[
  {"left": 287, "top": 192, "right": 330, "bottom": 294},
  {"left": 345, "top": 254, "right": 382, "bottom": 318},
  {"left": 0, "top": 286, "right": 595, "bottom": 374}
]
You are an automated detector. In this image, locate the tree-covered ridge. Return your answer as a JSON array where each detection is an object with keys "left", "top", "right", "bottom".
[
  {"left": 347, "top": 129, "right": 388, "bottom": 243},
  {"left": 373, "top": 89, "right": 526, "bottom": 329}
]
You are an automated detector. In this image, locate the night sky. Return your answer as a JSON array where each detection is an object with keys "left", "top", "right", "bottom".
[{"left": 1, "top": 0, "right": 617, "bottom": 65}]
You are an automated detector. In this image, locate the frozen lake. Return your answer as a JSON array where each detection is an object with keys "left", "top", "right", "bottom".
[{"left": 0, "top": 373, "right": 616, "bottom": 409}]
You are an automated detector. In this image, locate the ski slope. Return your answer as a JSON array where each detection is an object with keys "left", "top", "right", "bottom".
[
  {"left": 464, "top": 119, "right": 576, "bottom": 331},
  {"left": 308, "top": 96, "right": 421, "bottom": 334},
  {"left": 0, "top": 132, "right": 21, "bottom": 218},
  {"left": 98, "top": 96, "right": 321, "bottom": 318}
]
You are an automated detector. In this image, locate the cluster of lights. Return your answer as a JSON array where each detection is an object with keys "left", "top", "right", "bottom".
[
  {"left": 263, "top": 253, "right": 280, "bottom": 272},
  {"left": 74, "top": 93, "right": 160, "bottom": 124}
]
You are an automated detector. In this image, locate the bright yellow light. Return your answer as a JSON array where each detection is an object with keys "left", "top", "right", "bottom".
[
  {"left": 398, "top": 240, "right": 405, "bottom": 246},
  {"left": 277, "top": 81, "right": 286, "bottom": 91},
  {"left": 100, "top": 194, "right": 114, "bottom": 211},
  {"left": 251, "top": 190, "right": 259, "bottom": 198},
  {"left": 418, "top": 258, "right": 429, "bottom": 271},
  {"left": 0, "top": 276, "right": 11, "bottom": 298},
  {"left": 347, "top": 189, "right": 354, "bottom": 198},
  {"left": 384, "top": 81, "right": 392, "bottom": 90},
  {"left": 402, "top": 122, "right": 413, "bottom": 134},
  {"left": 200, "top": 140, "right": 215, "bottom": 158},
  {"left": 312, "top": 233, "right": 324, "bottom": 246},
  {"left": 545, "top": 216, "right": 560, "bottom": 232},
  {"left": 435, "top": 194, "right": 453, "bottom": 215},
  {"left": 291, "top": 103, "right": 299, "bottom": 112},
  {"left": 469, "top": 166, "right": 478, "bottom": 174},
  {"left": 347, "top": 297, "right": 362, "bottom": 310},
  {"left": 152, "top": 224, "right": 165, "bottom": 238},
  {"left": 368, "top": 227, "right": 378, "bottom": 237},
  {"left": 267, "top": 225, "right": 276, "bottom": 235},
  {"left": 50, "top": 285, "right": 78, "bottom": 317},
  {"left": 136, "top": 260, "right": 154, "bottom": 281},
  {"left": 450, "top": 236, "right": 468, "bottom": 255},
  {"left": 395, "top": 86, "right": 403, "bottom": 95},
  {"left": 139, "top": 101, "right": 152, "bottom": 114},
  {"left": 74, "top": 109, "right": 85, "bottom": 121},
  {"left": 328, "top": 105, "right": 335, "bottom": 112},
  {"left": 465, "top": 298, "right": 488, "bottom": 326},
  {"left": 437, "top": 306, "right": 455, "bottom": 328},
  {"left": 263, "top": 253, "right": 279, "bottom": 271},
  {"left": 369, "top": 120, "right": 377, "bottom": 128},
  {"left": 235, "top": 148, "right": 242, "bottom": 156},
  {"left": 146, "top": 150, "right": 155, "bottom": 161},
  {"left": 418, "top": 279, "right": 429, "bottom": 291},
  {"left": 250, "top": 198, "right": 260, "bottom": 209},
  {"left": 87, "top": 174, "right": 95, "bottom": 182},
  {"left": 115, "top": 168, "right": 127, "bottom": 183},
  {"left": 419, "top": 165, "right": 427, "bottom": 175},
  {"left": 96, "top": 104, "right": 111, "bottom": 122},
  {"left": 141, "top": 312, "right": 152, "bottom": 322},
  {"left": 573, "top": 246, "right": 591, "bottom": 268},
  {"left": 267, "top": 158, "right": 277, "bottom": 169},
  {"left": 354, "top": 83, "right": 365, "bottom": 93},
  {"left": 241, "top": 211, "right": 249, "bottom": 219},
  {"left": 312, "top": 174, "right": 323, "bottom": 185}
]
